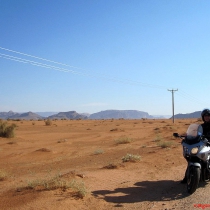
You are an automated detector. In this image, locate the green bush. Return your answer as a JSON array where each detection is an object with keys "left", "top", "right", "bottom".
[{"left": 0, "top": 120, "right": 16, "bottom": 138}]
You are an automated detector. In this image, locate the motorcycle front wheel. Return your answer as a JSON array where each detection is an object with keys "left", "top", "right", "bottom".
[{"left": 187, "top": 166, "right": 200, "bottom": 194}]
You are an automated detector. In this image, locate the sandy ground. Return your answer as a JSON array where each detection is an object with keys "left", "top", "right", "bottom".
[{"left": 0, "top": 118, "right": 209, "bottom": 210}]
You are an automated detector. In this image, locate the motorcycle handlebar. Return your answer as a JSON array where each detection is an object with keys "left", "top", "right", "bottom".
[
  {"left": 173, "top": 133, "right": 210, "bottom": 145},
  {"left": 173, "top": 133, "right": 185, "bottom": 138}
]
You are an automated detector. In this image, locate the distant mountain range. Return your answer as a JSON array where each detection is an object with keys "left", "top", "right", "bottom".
[
  {"left": 0, "top": 111, "right": 43, "bottom": 120},
  {"left": 89, "top": 110, "right": 153, "bottom": 119},
  {"left": 48, "top": 111, "right": 88, "bottom": 120},
  {"left": 171, "top": 111, "right": 201, "bottom": 119},
  {"left": 0, "top": 110, "right": 201, "bottom": 120},
  {"left": 0, "top": 111, "right": 87, "bottom": 120}
]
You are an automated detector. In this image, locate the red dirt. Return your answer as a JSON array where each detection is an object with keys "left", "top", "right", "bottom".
[{"left": 0, "top": 119, "right": 205, "bottom": 209}]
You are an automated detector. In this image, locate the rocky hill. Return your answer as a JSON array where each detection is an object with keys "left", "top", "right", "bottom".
[
  {"left": 48, "top": 111, "right": 88, "bottom": 120},
  {"left": 0, "top": 111, "right": 87, "bottom": 120},
  {"left": 89, "top": 110, "right": 153, "bottom": 119},
  {"left": 0, "top": 111, "right": 18, "bottom": 119},
  {"left": 0, "top": 111, "right": 43, "bottom": 120},
  {"left": 0, "top": 110, "right": 201, "bottom": 120},
  {"left": 173, "top": 111, "right": 201, "bottom": 119},
  {"left": 17, "top": 112, "right": 43, "bottom": 120}
]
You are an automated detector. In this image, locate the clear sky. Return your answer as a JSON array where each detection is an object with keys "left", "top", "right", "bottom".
[{"left": 1, "top": 0, "right": 210, "bottom": 116}]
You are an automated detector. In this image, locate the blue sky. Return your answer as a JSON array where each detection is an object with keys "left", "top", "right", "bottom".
[{"left": 0, "top": 0, "right": 210, "bottom": 115}]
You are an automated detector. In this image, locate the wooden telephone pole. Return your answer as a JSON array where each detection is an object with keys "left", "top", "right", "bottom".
[{"left": 168, "top": 89, "right": 178, "bottom": 123}]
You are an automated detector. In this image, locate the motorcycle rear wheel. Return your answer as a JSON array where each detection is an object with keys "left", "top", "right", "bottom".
[{"left": 187, "top": 167, "right": 200, "bottom": 194}]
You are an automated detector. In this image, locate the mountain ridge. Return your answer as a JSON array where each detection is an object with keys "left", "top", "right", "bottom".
[
  {"left": 48, "top": 111, "right": 88, "bottom": 120},
  {"left": 0, "top": 110, "right": 202, "bottom": 120},
  {"left": 89, "top": 110, "right": 153, "bottom": 119},
  {"left": 0, "top": 110, "right": 160, "bottom": 120}
]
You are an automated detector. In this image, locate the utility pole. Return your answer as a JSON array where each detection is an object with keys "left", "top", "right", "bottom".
[{"left": 168, "top": 89, "right": 178, "bottom": 123}]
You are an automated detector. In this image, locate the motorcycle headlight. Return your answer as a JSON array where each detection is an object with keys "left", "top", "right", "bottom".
[{"left": 191, "top": 147, "right": 199, "bottom": 154}]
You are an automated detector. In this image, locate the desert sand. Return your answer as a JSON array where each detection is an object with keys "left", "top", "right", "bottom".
[{"left": 0, "top": 118, "right": 209, "bottom": 210}]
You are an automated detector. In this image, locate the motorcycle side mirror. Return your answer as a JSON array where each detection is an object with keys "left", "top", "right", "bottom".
[{"left": 173, "top": 133, "right": 179, "bottom": 138}]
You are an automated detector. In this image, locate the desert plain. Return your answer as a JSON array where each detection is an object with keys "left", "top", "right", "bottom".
[{"left": 0, "top": 118, "right": 210, "bottom": 210}]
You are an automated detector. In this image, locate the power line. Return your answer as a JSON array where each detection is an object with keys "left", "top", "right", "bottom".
[
  {"left": 0, "top": 49, "right": 168, "bottom": 89},
  {"left": 0, "top": 46, "right": 207, "bottom": 108},
  {"left": 0, "top": 46, "right": 81, "bottom": 69},
  {"left": 0, "top": 53, "right": 75, "bottom": 73},
  {"left": 176, "top": 91, "right": 207, "bottom": 106},
  {"left": 177, "top": 91, "right": 203, "bottom": 103}
]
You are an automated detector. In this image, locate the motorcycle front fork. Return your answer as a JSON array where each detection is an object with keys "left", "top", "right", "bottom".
[{"left": 200, "top": 161, "right": 210, "bottom": 181}]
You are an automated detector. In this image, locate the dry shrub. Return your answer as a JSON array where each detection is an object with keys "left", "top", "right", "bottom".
[
  {"left": 0, "top": 120, "right": 16, "bottom": 138},
  {"left": 0, "top": 169, "right": 8, "bottom": 181},
  {"left": 57, "top": 139, "right": 67, "bottom": 143},
  {"left": 115, "top": 136, "right": 132, "bottom": 144},
  {"left": 153, "top": 134, "right": 162, "bottom": 142},
  {"left": 93, "top": 149, "right": 104, "bottom": 155},
  {"left": 122, "top": 154, "right": 141, "bottom": 162},
  {"left": 26, "top": 173, "right": 87, "bottom": 198},
  {"left": 45, "top": 119, "right": 52, "bottom": 126},
  {"left": 7, "top": 141, "right": 17, "bottom": 144},
  {"left": 103, "top": 163, "right": 118, "bottom": 169},
  {"left": 157, "top": 141, "right": 173, "bottom": 148}
]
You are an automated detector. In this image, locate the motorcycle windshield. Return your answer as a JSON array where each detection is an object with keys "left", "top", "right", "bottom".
[{"left": 186, "top": 123, "right": 203, "bottom": 140}]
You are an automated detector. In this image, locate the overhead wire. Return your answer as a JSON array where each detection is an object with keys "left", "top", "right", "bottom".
[
  {"left": 0, "top": 46, "right": 81, "bottom": 69},
  {"left": 177, "top": 90, "right": 207, "bottom": 107},
  {"left": 0, "top": 48, "right": 168, "bottom": 89},
  {"left": 0, "top": 46, "right": 208, "bottom": 107},
  {"left": 0, "top": 53, "right": 75, "bottom": 73}
]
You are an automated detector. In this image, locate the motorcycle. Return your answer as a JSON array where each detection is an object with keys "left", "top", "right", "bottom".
[{"left": 173, "top": 123, "right": 210, "bottom": 194}]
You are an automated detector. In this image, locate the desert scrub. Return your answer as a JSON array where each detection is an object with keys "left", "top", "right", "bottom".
[
  {"left": 153, "top": 134, "right": 162, "bottom": 142},
  {"left": 0, "top": 120, "right": 16, "bottom": 138},
  {"left": 27, "top": 175, "right": 68, "bottom": 190},
  {"left": 157, "top": 141, "right": 173, "bottom": 148},
  {"left": 26, "top": 173, "right": 87, "bottom": 198},
  {"left": 115, "top": 136, "right": 132, "bottom": 144},
  {"left": 93, "top": 149, "right": 104, "bottom": 155},
  {"left": 45, "top": 119, "right": 52, "bottom": 126},
  {"left": 7, "top": 140, "right": 17, "bottom": 144},
  {"left": 103, "top": 163, "right": 118, "bottom": 169},
  {"left": 69, "top": 179, "right": 87, "bottom": 198},
  {"left": 122, "top": 154, "right": 141, "bottom": 162},
  {"left": 0, "top": 169, "right": 8, "bottom": 181}
]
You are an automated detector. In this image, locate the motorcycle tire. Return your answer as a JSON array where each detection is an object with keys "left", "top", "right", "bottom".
[{"left": 187, "top": 166, "right": 200, "bottom": 194}]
